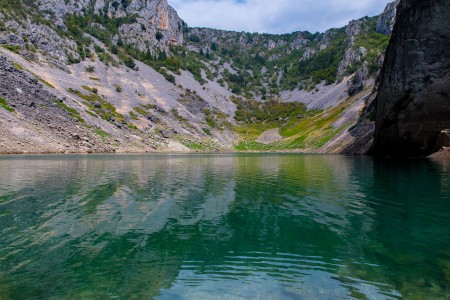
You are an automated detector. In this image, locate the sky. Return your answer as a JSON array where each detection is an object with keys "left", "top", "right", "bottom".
[{"left": 168, "top": 0, "right": 393, "bottom": 34}]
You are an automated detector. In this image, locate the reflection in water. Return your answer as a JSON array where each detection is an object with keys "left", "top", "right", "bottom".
[{"left": 0, "top": 154, "right": 449, "bottom": 299}]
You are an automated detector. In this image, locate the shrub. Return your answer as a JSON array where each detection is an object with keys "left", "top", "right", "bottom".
[
  {"left": 155, "top": 31, "right": 163, "bottom": 41},
  {"left": 85, "top": 65, "right": 95, "bottom": 73},
  {"left": 122, "top": 56, "right": 136, "bottom": 69},
  {"left": 94, "top": 44, "right": 104, "bottom": 53},
  {"left": 202, "top": 128, "right": 211, "bottom": 135},
  {"left": 115, "top": 84, "right": 123, "bottom": 93},
  {"left": 189, "top": 35, "right": 200, "bottom": 43},
  {"left": 164, "top": 73, "right": 176, "bottom": 84}
]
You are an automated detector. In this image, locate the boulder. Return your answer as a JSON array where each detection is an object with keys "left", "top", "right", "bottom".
[{"left": 161, "top": 129, "right": 174, "bottom": 139}]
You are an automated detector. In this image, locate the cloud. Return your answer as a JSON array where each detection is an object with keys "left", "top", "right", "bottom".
[{"left": 168, "top": 0, "right": 393, "bottom": 34}]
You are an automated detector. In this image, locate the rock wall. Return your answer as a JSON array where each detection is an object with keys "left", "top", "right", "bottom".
[
  {"left": 34, "top": 0, "right": 184, "bottom": 55},
  {"left": 373, "top": 0, "right": 450, "bottom": 157},
  {"left": 376, "top": 0, "right": 400, "bottom": 35}
]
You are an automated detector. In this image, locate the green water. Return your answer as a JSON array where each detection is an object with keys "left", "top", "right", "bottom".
[{"left": 0, "top": 154, "right": 449, "bottom": 299}]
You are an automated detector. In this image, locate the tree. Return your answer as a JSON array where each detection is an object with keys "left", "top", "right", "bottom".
[
  {"left": 123, "top": 57, "right": 136, "bottom": 69},
  {"left": 156, "top": 31, "right": 163, "bottom": 41}
]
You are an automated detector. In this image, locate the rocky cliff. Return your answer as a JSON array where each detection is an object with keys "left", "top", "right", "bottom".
[
  {"left": 373, "top": 0, "right": 450, "bottom": 157},
  {"left": 376, "top": 0, "right": 400, "bottom": 35},
  {"left": 0, "top": 0, "right": 184, "bottom": 65}
]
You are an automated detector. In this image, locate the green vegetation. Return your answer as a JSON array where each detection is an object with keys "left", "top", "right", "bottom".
[
  {"left": 235, "top": 141, "right": 277, "bottom": 151},
  {"left": 98, "top": 52, "right": 119, "bottom": 66},
  {"left": 1, "top": 44, "right": 21, "bottom": 54},
  {"left": 114, "top": 84, "right": 123, "bottom": 93},
  {"left": 0, "top": 97, "right": 14, "bottom": 112},
  {"left": 85, "top": 65, "right": 95, "bottom": 73},
  {"left": 11, "top": 62, "right": 56, "bottom": 88},
  {"left": 233, "top": 87, "right": 370, "bottom": 151},
  {"left": 179, "top": 139, "right": 219, "bottom": 151},
  {"left": 67, "top": 88, "right": 126, "bottom": 125},
  {"left": 133, "top": 104, "right": 155, "bottom": 116},
  {"left": 81, "top": 85, "right": 98, "bottom": 94},
  {"left": 202, "top": 128, "right": 211, "bottom": 135},
  {"left": 233, "top": 97, "right": 308, "bottom": 124},
  {"left": 0, "top": 1, "right": 388, "bottom": 152},
  {"left": 172, "top": 108, "right": 188, "bottom": 123},
  {"left": 353, "top": 19, "right": 390, "bottom": 74},
  {"left": 52, "top": 99, "right": 85, "bottom": 123},
  {"left": 1, "top": 0, "right": 389, "bottom": 97},
  {"left": 129, "top": 111, "right": 139, "bottom": 120},
  {"left": 13, "top": 62, "right": 25, "bottom": 70},
  {"left": 32, "top": 74, "right": 55, "bottom": 88},
  {"left": 155, "top": 31, "right": 163, "bottom": 41},
  {"left": 95, "top": 128, "right": 112, "bottom": 141}
]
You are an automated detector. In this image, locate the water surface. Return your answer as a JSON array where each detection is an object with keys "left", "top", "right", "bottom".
[{"left": 0, "top": 154, "right": 449, "bottom": 299}]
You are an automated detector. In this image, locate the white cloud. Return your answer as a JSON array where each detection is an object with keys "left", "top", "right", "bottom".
[{"left": 168, "top": 0, "right": 393, "bottom": 33}]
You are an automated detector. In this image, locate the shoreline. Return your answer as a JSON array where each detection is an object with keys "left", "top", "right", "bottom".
[{"left": 0, "top": 150, "right": 448, "bottom": 160}]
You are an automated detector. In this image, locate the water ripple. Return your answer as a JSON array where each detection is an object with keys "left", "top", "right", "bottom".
[{"left": 0, "top": 154, "right": 449, "bottom": 299}]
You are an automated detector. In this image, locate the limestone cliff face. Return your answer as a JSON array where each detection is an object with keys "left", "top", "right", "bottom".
[
  {"left": 34, "top": 0, "right": 184, "bottom": 54},
  {"left": 101, "top": 0, "right": 185, "bottom": 51},
  {"left": 376, "top": 0, "right": 400, "bottom": 34},
  {"left": 373, "top": 0, "right": 450, "bottom": 157}
]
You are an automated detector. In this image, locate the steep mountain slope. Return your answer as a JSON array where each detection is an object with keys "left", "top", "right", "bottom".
[
  {"left": 0, "top": 0, "right": 398, "bottom": 154},
  {"left": 373, "top": 0, "right": 450, "bottom": 157}
]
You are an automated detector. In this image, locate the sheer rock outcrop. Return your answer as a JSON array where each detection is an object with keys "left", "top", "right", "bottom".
[{"left": 373, "top": 0, "right": 450, "bottom": 157}]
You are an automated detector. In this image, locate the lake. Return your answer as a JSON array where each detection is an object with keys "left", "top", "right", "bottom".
[{"left": 0, "top": 154, "right": 449, "bottom": 299}]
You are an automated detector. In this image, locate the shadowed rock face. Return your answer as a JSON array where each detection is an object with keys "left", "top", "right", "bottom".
[{"left": 373, "top": 0, "right": 450, "bottom": 157}]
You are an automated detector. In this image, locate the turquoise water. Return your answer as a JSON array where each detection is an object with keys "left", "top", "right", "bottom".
[{"left": 0, "top": 154, "right": 449, "bottom": 299}]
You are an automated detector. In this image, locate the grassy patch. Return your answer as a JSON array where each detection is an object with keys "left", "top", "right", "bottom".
[
  {"left": 129, "top": 111, "right": 139, "bottom": 120},
  {"left": 34, "top": 75, "right": 55, "bottom": 88},
  {"left": 8, "top": 62, "right": 55, "bottom": 88},
  {"left": 1, "top": 44, "right": 21, "bottom": 54},
  {"left": 0, "top": 97, "right": 14, "bottom": 112},
  {"left": 52, "top": 99, "right": 85, "bottom": 123},
  {"left": 172, "top": 108, "right": 188, "bottom": 122},
  {"left": 180, "top": 139, "right": 218, "bottom": 151},
  {"left": 67, "top": 88, "right": 125, "bottom": 124},
  {"left": 128, "top": 124, "right": 138, "bottom": 131},
  {"left": 13, "top": 62, "right": 25, "bottom": 70},
  {"left": 85, "top": 110, "right": 98, "bottom": 117},
  {"left": 235, "top": 141, "right": 277, "bottom": 151},
  {"left": 202, "top": 128, "right": 211, "bottom": 135},
  {"left": 133, "top": 104, "right": 155, "bottom": 116},
  {"left": 95, "top": 128, "right": 112, "bottom": 141}
]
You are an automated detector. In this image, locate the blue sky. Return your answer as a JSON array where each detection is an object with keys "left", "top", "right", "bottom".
[{"left": 168, "top": 0, "right": 394, "bottom": 34}]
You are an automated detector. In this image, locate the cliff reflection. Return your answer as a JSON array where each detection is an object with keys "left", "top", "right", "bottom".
[{"left": 0, "top": 154, "right": 449, "bottom": 299}]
